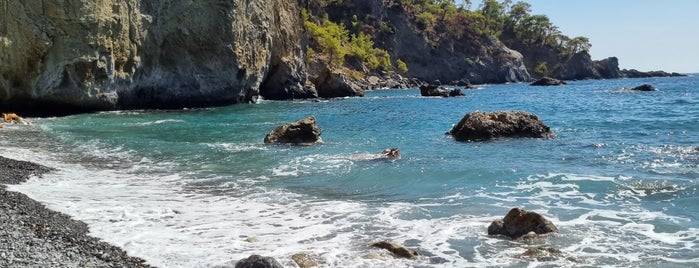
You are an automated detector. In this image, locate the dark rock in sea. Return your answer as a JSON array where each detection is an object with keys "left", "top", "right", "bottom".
[
  {"left": 291, "top": 253, "right": 319, "bottom": 268},
  {"left": 448, "top": 111, "right": 555, "bottom": 142},
  {"left": 521, "top": 247, "right": 582, "bottom": 263},
  {"left": 556, "top": 51, "right": 622, "bottom": 80},
  {"left": 370, "top": 241, "right": 419, "bottom": 259},
  {"left": 488, "top": 208, "right": 559, "bottom": 239},
  {"left": 235, "top": 255, "right": 283, "bottom": 268},
  {"left": 449, "top": 79, "right": 478, "bottom": 89},
  {"left": 530, "top": 77, "right": 566, "bottom": 86},
  {"left": 419, "top": 85, "right": 464, "bottom": 97},
  {"left": 264, "top": 116, "right": 322, "bottom": 145},
  {"left": 629, "top": 84, "right": 657, "bottom": 91}
]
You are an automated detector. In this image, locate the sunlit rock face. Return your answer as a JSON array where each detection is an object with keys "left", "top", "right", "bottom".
[{"left": 0, "top": 0, "right": 309, "bottom": 115}]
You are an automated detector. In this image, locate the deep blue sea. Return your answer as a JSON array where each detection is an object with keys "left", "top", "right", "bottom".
[{"left": 2, "top": 76, "right": 698, "bottom": 267}]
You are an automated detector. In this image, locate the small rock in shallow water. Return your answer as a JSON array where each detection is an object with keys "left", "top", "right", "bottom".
[
  {"left": 292, "top": 253, "right": 318, "bottom": 268},
  {"left": 370, "top": 241, "right": 419, "bottom": 259},
  {"left": 488, "top": 208, "right": 559, "bottom": 239}
]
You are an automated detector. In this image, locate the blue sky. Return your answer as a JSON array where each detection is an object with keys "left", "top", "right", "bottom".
[{"left": 461, "top": 0, "right": 699, "bottom": 73}]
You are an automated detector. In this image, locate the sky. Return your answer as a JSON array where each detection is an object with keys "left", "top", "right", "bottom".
[{"left": 461, "top": 0, "right": 699, "bottom": 73}]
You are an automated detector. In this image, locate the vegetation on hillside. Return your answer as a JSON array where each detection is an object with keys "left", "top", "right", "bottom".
[
  {"left": 302, "top": 8, "right": 394, "bottom": 72},
  {"left": 303, "top": 0, "right": 592, "bottom": 78}
]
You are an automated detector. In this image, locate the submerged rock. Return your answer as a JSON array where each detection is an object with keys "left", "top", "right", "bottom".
[
  {"left": 234, "top": 255, "right": 283, "bottom": 268},
  {"left": 488, "top": 208, "right": 559, "bottom": 239},
  {"left": 521, "top": 247, "right": 582, "bottom": 263},
  {"left": 530, "top": 77, "right": 567, "bottom": 86},
  {"left": 448, "top": 111, "right": 554, "bottom": 141},
  {"left": 291, "top": 253, "right": 318, "bottom": 268},
  {"left": 264, "top": 116, "right": 322, "bottom": 145},
  {"left": 370, "top": 241, "right": 419, "bottom": 259},
  {"left": 628, "top": 84, "right": 656, "bottom": 91}
]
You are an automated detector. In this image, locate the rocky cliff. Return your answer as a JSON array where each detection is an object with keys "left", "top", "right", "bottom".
[
  {"left": 320, "top": 1, "right": 531, "bottom": 85},
  {"left": 0, "top": 0, "right": 310, "bottom": 116}
]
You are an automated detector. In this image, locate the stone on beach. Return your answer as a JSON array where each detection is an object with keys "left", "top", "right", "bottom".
[
  {"left": 448, "top": 111, "right": 555, "bottom": 141},
  {"left": 264, "top": 116, "right": 322, "bottom": 145},
  {"left": 488, "top": 208, "right": 559, "bottom": 239}
]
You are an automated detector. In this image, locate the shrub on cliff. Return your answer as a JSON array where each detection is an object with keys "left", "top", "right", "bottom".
[{"left": 303, "top": 9, "right": 394, "bottom": 72}]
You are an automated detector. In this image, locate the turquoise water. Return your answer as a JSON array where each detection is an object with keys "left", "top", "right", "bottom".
[{"left": 3, "top": 75, "right": 698, "bottom": 267}]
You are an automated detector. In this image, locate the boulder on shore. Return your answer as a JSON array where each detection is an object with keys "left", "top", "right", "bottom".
[
  {"left": 370, "top": 241, "right": 419, "bottom": 259},
  {"left": 264, "top": 116, "right": 322, "bottom": 145},
  {"left": 419, "top": 85, "right": 465, "bottom": 97},
  {"left": 448, "top": 111, "right": 555, "bottom": 141},
  {"left": 628, "top": 84, "right": 656, "bottom": 91},
  {"left": 530, "top": 77, "right": 567, "bottom": 86},
  {"left": 488, "top": 208, "right": 559, "bottom": 239},
  {"left": 235, "top": 254, "right": 283, "bottom": 268}
]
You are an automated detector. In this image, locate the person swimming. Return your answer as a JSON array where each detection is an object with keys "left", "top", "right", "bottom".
[{"left": 381, "top": 148, "right": 400, "bottom": 159}]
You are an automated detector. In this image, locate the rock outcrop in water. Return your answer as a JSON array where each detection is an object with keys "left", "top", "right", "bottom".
[
  {"left": 488, "top": 208, "right": 559, "bottom": 239},
  {"left": 264, "top": 116, "right": 322, "bottom": 145},
  {"left": 370, "top": 241, "right": 419, "bottom": 259},
  {"left": 419, "top": 85, "right": 465, "bottom": 97},
  {"left": 530, "top": 77, "right": 566, "bottom": 86},
  {"left": 0, "top": 0, "right": 309, "bottom": 116},
  {"left": 448, "top": 111, "right": 554, "bottom": 141},
  {"left": 628, "top": 84, "right": 656, "bottom": 91}
]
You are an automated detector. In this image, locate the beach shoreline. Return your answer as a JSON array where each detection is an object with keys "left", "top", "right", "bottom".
[{"left": 0, "top": 156, "right": 153, "bottom": 268}]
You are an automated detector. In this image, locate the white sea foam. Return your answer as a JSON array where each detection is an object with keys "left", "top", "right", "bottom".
[
  {"left": 131, "top": 119, "right": 186, "bottom": 126},
  {"left": 3, "top": 124, "right": 699, "bottom": 267},
  {"left": 204, "top": 142, "right": 267, "bottom": 153}
]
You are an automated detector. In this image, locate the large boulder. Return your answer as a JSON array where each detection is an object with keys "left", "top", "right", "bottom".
[
  {"left": 530, "top": 77, "right": 566, "bottom": 86},
  {"left": 448, "top": 111, "right": 555, "bottom": 141},
  {"left": 488, "top": 208, "right": 559, "bottom": 239},
  {"left": 264, "top": 116, "right": 322, "bottom": 145},
  {"left": 235, "top": 255, "right": 283, "bottom": 268}
]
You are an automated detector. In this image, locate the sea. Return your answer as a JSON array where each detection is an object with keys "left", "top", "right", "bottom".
[{"left": 1, "top": 76, "right": 698, "bottom": 267}]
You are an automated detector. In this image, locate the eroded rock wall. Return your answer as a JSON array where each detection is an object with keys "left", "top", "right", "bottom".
[{"left": 0, "top": 0, "right": 308, "bottom": 115}]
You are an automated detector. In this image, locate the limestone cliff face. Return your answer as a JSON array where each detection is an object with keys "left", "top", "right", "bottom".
[{"left": 0, "top": 0, "right": 309, "bottom": 115}]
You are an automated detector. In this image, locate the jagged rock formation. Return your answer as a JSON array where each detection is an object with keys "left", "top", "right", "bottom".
[
  {"left": 557, "top": 52, "right": 620, "bottom": 80},
  {"left": 0, "top": 0, "right": 310, "bottom": 116}
]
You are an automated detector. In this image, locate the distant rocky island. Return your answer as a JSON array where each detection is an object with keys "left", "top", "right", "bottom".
[{"left": 0, "top": 0, "right": 684, "bottom": 116}]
